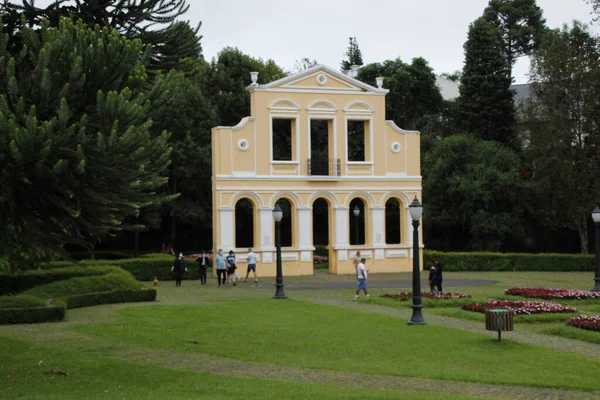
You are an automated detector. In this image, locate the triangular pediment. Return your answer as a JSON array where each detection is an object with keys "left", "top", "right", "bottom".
[{"left": 253, "top": 65, "right": 388, "bottom": 94}]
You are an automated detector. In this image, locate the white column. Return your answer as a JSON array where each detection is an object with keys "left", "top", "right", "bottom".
[
  {"left": 371, "top": 207, "right": 385, "bottom": 245},
  {"left": 219, "top": 209, "right": 234, "bottom": 250},
  {"left": 334, "top": 207, "right": 349, "bottom": 246},
  {"left": 259, "top": 208, "right": 275, "bottom": 250},
  {"left": 297, "top": 208, "right": 313, "bottom": 250}
]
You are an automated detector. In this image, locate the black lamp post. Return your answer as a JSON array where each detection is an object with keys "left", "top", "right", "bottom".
[
  {"left": 353, "top": 205, "right": 360, "bottom": 245},
  {"left": 133, "top": 208, "right": 140, "bottom": 258},
  {"left": 408, "top": 196, "right": 425, "bottom": 325},
  {"left": 273, "top": 204, "right": 287, "bottom": 299},
  {"left": 592, "top": 207, "right": 600, "bottom": 292}
]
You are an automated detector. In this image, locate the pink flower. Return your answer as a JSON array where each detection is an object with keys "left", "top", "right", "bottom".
[
  {"left": 566, "top": 315, "right": 600, "bottom": 332},
  {"left": 505, "top": 287, "right": 600, "bottom": 300},
  {"left": 381, "top": 292, "right": 471, "bottom": 300},
  {"left": 462, "top": 300, "right": 577, "bottom": 315}
]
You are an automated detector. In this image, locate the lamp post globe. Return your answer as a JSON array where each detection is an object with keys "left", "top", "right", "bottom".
[
  {"left": 353, "top": 205, "right": 360, "bottom": 245},
  {"left": 408, "top": 196, "right": 425, "bottom": 325},
  {"left": 592, "top": 207, "right": 600, "bottom": 292},
  {"left": 273, "top": 204, "right": 287, "bottom": 299}
]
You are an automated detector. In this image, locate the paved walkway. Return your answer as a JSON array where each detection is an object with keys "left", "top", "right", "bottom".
[{"left": 254, "top": 278, "right": 499, "bottom": 290}]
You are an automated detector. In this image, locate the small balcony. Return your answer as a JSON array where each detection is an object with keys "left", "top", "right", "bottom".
[{"left": 308, "top": 158, "right": 341, "bottom": 179}]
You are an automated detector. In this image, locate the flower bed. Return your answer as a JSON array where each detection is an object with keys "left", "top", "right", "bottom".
[
  {"left": 566, "top": 315, "right": 600, "bottom": 332},
  {"left": 381, "top": 292, "right": 471, "bottom": 300},
  {"left": 314, "top": 255, "right": 328, "bottom": 264},
  {"left": 462, "top": 300, "right": 577, "bottom": 315},
  {"left": 505, "top": 287, "right": 600, "bottom": 300}
]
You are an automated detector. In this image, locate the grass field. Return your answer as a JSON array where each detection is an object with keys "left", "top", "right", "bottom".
[{"left": 0, "top": 270, "right": 599, "bottom": 399}]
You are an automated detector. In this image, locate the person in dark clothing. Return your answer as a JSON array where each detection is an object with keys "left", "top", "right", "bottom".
[
  {"left": 434, "top": 260, "right": 443, "bottom": 293},
  {"left": 427, "top": 263, "right": 437, "bottom": 293},
  {"left": 171, "top": 253, "right": 187, "bottom": 287},
  {"left": 195, "top": 251, "right": 209, "bottom": 285}
]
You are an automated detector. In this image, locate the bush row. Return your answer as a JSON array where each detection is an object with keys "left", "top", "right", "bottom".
[
  {"left": 424, "top": 250, "right": 594, "bottom": 272},
  {"left": 0, "top": 266, "right": 122, "bottom": 296},
  {"left": 0, "top": 305, "right": 66, "bottom": 325},
  {"left": 63, "top": 288, "right": 157, "bottom": 309},
  {"left": 43, "top": 253, "right": 200, "bottom": 281}
]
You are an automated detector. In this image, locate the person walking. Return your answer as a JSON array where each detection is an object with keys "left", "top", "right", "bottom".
[
  {"left": 171, "top": 253, "right": 187, "bottom": 287},
  {"left": 214, "top": 249, "right": 228, "bottom": 287},
  {"left": 226, "top": 250, "right": 240, "bottom": 285},
  {"left": 427, "top": 263, "right": 438, "bottom": 293},
  {"left": 434, "top": 260, "right": 443, "bottom": 293},
  {"left": 353, "top": 258, "right": 369, "bottom": 300},
  {"left": 195, "top": 251, "right": 209, "bottom": 285},
  {"left": 243, "top": 248, "right": 258, "bottom": 285}
]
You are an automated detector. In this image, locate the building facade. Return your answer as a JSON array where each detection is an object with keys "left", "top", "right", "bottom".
[{"left": 211, "top": 65, "right": 423, "bottom": 276}]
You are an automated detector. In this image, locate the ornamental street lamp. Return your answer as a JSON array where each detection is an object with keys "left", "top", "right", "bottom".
[
  {"left": 273, "top": 204, "right": 287, "bottom": 299},
  {"left": 353, "top": 205, "right": 360, "bottom": 245},
  {"left": 408, "top": 196, "right": 425, "bottom": 325},
  {"left": 592, "top": 207, "right": 600, "bottom": 292},
  {"left": 133, "top": 208, "right": 140, "bottom": 258}
]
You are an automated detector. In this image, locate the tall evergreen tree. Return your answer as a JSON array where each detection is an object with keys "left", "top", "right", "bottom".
[
  {"left": 483, "top": 0, "right": 547, "bottom": 77},
  {"left": 459, "top": 17, "right": 516, "bottom": 147},
  {"left": 341, "top": 37, "right": 363, "bottom": 72},
  {"left": 0, "top": 0, "right": 201, "bottom": 71},
  {"left": 0, "top": 17, "right": 175, "bottom": 268},
  {"left": 525, "top": 21, "right": 600, "bottom": 253}
]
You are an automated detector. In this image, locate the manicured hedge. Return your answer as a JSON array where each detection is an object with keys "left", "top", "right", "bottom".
[
  {"left": 0, "top": 305, "right": 65, "bottom": 324},
  {"left": 0, "top": 266, "right": 123, "bottom": 296},
  {"left": 424, "top": 250, "right": 594, "bottom": 272},
  {"left": 64, "top": 288, "right": 157, "bottom": 309},
  {"left": 23, "top": 270, "right": 142, "bottom": 299},
  {"left": 42, "top": 253, "right": 200, "bottom": 281},
  {"left": 0, "top": 294, "right": 46, "bottom": 309}
]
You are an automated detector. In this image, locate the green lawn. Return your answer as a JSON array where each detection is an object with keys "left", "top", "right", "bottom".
[
  {"left": 75, "top": 298, "right": 600, "bottom": 392},
  {"left": 0, "top": 336, "right": 479, "bottom": 400}
]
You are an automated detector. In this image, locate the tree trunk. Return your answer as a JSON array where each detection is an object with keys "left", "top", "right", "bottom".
[{"left": 578, "top": 219, "right": 589, "bottom": 254}]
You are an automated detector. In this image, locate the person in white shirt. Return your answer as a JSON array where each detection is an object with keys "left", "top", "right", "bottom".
[
  {"left": 243, "top": 248, "right": 259, "bottom": 284},
  {"left": 353, "top": 258, "right": 369, "bottom": 300}
]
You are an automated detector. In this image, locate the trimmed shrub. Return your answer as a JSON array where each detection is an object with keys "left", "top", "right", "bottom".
[
  {"left": 0, "top": 266, "right": 123, "bottom": 295},
  {"left": 0, "top": 294, "right": 46, "bottom": 309},
  {"left": 424, "top": 250, "right": 594, "bottom": 272},
  {"left": 64, "top": 288, "right": 157, "bottom": 309},
  {"left": 0, "top": 305, "right": 65, "bottom": 324},
  {"left": 314, "top": 245, "right": 329, "bottom": 256},
  {"left": 41, "top": 253, "right": 199, "bottom": 281},
  {"left": 23, "top": 270, "right": 142, "bottom": 299}
]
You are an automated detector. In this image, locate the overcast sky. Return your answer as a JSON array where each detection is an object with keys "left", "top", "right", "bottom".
[
  {"left": 187, "top": 0, "right": 598, "bottom": 84},
  {"left": 33, "top": 0, "right": 599, "bottom": 84}
]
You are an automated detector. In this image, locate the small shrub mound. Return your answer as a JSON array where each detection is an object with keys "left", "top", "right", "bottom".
[
  {"left": 565, "top": 315, "right": 600, "bottom": 332},
  {"left": 462, "top": 300, "right": 577, "bottom": 315},
  {"left": 381, "top": 292, "right": 471, "bottom": 300},
  {"left": 505, "top": 287, "right": 600, "bottom": 300}
]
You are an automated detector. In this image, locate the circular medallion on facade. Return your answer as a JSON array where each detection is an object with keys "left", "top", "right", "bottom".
[
  {"left": 316, "top": 73, "right": 328, "bottom": 86},
  {"left": 237, "top": 139, "right": 250, "bottom": 151},
  {"left": 391, "top": 142, "right": 401, "bottom": 154}
]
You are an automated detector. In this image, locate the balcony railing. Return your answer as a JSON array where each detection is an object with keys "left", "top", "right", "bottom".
[{"left": 308, "top": 158, "right": 341, "bottom": 177}]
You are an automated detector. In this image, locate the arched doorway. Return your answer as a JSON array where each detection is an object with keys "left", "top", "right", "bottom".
[
  {"left": 312, "top": 197, "right": 331, "bottom": 273},
  {"left": 235, "top": 198, "right": 254, "bottom": 248},
  {"left": 349, "top": 198, "right": 366, "bottom": 245},
  {"left": 274, "top": 198, "right": 293, "bottom": 247}
]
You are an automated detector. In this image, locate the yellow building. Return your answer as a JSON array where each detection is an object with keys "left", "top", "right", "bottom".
[{"left": 211, "top": 65, "right": 422, "bottom": 276}]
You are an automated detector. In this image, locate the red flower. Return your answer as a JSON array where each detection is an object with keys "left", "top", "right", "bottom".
[
  {"left": 566, "top": 315, "right": 600, "bottom": 332},
  {"left": 462, "top": 300, "right": 577, "bottom": 315},
  {"left": 505, "top": 287, "right": 600, "bottom": 300}
]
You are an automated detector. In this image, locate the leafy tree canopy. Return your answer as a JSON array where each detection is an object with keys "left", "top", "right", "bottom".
[{"left": 0, "top": 17, "right": 175, "bottom": 267}]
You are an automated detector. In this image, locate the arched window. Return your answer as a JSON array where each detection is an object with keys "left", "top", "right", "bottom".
[
  {"left": 275, "top": 198, "right": 293, "bottom": 247},
  {"left": 349, "top": 198, "right": 366, "bottom": 245},
  {"left": 235, "top": 198, "right": 254, "bottom": 248},
  {"left": 385, "top": 198, "right": 401, "bottom": 244}
]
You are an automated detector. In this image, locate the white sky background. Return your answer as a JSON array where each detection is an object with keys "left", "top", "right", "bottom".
[{"left": 33, "top": 0, "right": 599, "bottom": 84}]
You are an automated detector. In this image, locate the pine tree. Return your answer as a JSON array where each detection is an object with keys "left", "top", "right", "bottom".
[
  {"left": 483, "top": 0, "right": 547, "bottom": 77},
  {"left": 0, "top": 17, "right": 175, "bottom": 268},
  {"left": 0, "top": 0, "right": 201, "bottom": 71},
  {"left": 341, "top": 37, "right": 363, "bottom": 72},
  {"left": 459, "top": 17, "right": 516, "bottom": 147}
]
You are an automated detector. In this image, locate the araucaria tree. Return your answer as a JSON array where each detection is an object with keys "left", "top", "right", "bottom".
[
  {"left": 483, "top": 0, "right": 547, "bottom": 77},
  {"left": 0, "top": 18, "right": 174, "bottom": 266},
  {"left": 341, "top": 37, "right": 363, "bottom": 72},
  {"left": 459, "top": 17, "right": 516, "bottom": 147},
  {"left": 525, "top": 21, "right": 600, "bottom": 253}
]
